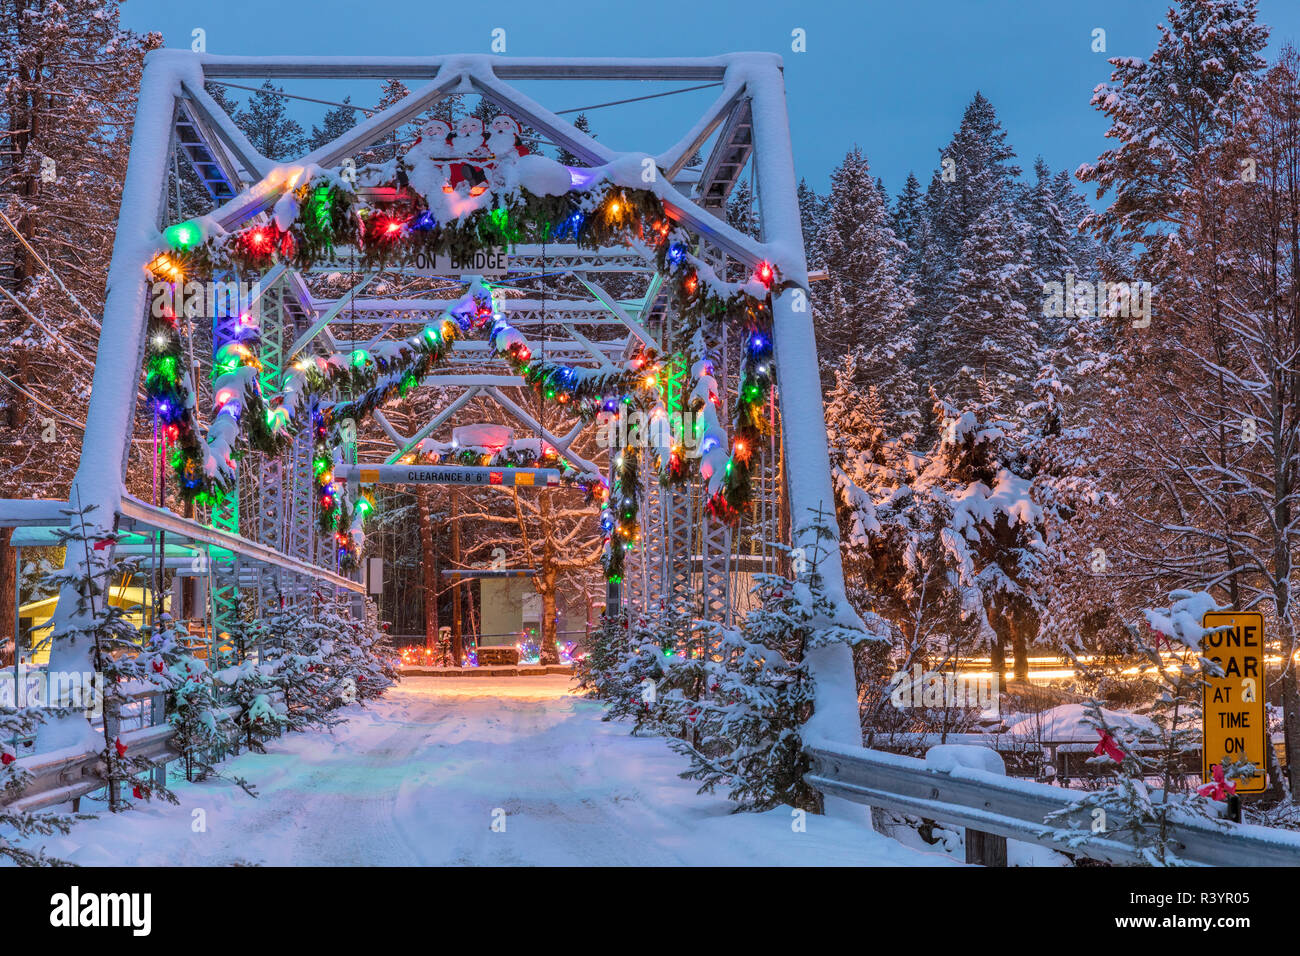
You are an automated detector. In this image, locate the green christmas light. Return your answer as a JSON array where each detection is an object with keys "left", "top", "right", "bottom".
[{"left": 164, "top": 221, "right": 201, "bottom": 251}]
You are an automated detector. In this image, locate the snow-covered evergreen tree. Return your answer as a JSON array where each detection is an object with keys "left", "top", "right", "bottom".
[
  {"left": 310, "top": 95, "right": 358, "bottom": 151},
  {"left": 1077, "top": 0, "right": 1268, "bottom": 280},
  {"left": 930, "top": 205, "right": 1037, "bottom": 403},
  {"left": 816, "top": 147, "right": 915, "bottom": 392},
  {"left": 670, "top": 511, "right": 874, "bottom": 812},
  {"left": 235, "top": 80, "right": 308, "bottom": 160},
  {"left": 261, "top": 607, "right": 341, "bottom": 734},
  {"left": 796, "top": 176, "right": 827, "bottom": 268}
]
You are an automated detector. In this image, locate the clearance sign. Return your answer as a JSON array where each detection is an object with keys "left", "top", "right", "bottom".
[{"left": 1201, "top": 611, "right": 1267, "bottom": 793}]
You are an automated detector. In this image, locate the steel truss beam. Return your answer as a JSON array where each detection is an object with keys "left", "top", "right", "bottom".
[{"left": 33, "top": 49, "right": 858, "bottom": 754}]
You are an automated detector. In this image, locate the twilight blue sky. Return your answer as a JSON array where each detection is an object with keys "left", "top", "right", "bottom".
[{"left": 120, "top": 0, "right": 1300, "bottom": 200}]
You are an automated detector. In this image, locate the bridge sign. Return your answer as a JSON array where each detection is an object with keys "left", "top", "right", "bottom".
[
  {"left": 314, "top": 245, "right": 508, "bottom": 276},
  {"left": 1201, "top": 611, "right": 1268, "bottom": 793},
  {"left": 334, "top": 463, "right": 561, "bottom": 488}
]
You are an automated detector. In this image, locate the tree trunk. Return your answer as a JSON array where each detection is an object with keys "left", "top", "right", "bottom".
[
  {"left": 416, "top": 488, "right": 438, "bottom": 652},
  {"left": 1278, "top": 621, "right": 1300, "bottom": 801},
  {"left": 1010, "top": 609, "right": 1029, "bottom": 683},
  {"left": 0, "top": 527, "right": 13, "bottom": 666},
  {"left": 989, "top": 630, "right": 1006, "bottom": 687},
  {"left": 536, "top": 492, "right": 561, "bottom": 664},
  {"left": 449, "top": 492, "right": 464, "bottom": 662},
  {"left": 539, "top": 573, "right": 560, "bottom": 665}
]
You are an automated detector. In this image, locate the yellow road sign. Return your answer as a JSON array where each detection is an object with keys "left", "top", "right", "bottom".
[{"left": 1201, "top": 611, "right": 1267, "bottom": 793}]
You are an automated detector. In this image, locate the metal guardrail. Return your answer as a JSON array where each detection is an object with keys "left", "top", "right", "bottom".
[
  {"left": 804, "top": 743, "right": 1300, "bottom": 867},
  {"left": 3, "top": 692, "right": 283, "bottom": 814}
]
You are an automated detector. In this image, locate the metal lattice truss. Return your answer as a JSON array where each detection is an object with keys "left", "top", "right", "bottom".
[{"left": 4, "top": 51, "right": 861, "bottom": 745}]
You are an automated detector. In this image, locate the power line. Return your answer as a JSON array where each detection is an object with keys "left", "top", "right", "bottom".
[
  {"left": 207, "top": 80, "right": 376, "bottom": 114},
  {"left": 555, "top": 81, "right": 723, "bottom": 115}
]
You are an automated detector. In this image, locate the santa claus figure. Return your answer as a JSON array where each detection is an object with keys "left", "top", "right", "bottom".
[
  {"left": 487, "top": 115, "right": 529, "bottom": 161},
  {"left": 415, "top": 120, "right": 453, "bottom": 159},
  {"left": 448, "top": 117, "right": 489, "bottom": 193}
]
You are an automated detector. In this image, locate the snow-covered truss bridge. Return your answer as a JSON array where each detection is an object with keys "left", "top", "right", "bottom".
[{"left": 0, "top": 50, "right": 862, "bottom": 750}]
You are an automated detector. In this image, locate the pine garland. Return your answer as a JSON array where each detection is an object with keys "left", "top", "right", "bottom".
[{"left": 148, "top": 164, "right": 786, "bottom": 577}]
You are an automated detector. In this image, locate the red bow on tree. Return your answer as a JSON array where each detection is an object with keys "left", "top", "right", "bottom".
[
  {"left": 92, "top": 535, "right": 118, "bottom": 551},
  {"left": 1, "top": 751, "right": 14, "bottom": 766},
  {"left": 1093, "top": 728, "right": 1126, "bottom": 763},
  {"left": 1197, "top": 764, "right": 1237, "bottom": 802},
  {"left": 114, "top": 737, "right": 127, "bottom": 758}
]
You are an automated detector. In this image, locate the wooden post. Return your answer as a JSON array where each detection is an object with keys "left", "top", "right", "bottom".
[
  {"left": 416, "top": 488, "right": 439, "bottom": 651},
  {"left": 151, "top": 692, "right": 166, "bottom": 790},
  {"left": 965, "top": 828, "right": 1008, "bottom": 867},
  {"left": 450, "top": 491, "right": 463, "bottom": 658}
]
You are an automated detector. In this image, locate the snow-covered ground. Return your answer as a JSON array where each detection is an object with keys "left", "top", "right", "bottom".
[{"left": 18, "top": 677, "right": 954, "bottom": 866}]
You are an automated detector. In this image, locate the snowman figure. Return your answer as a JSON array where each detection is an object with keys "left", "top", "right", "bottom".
[{"left": 487, "top": 115, "right": 529, "bottom": 162}]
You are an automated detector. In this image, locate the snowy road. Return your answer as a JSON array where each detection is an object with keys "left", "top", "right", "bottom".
[{"left": 23, "top": 677, "right": 952, "bottom": 866}]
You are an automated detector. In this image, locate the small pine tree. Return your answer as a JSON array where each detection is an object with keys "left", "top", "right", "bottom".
[
  {"left": 261, "top": 607, "right": 341, "bottom": 734},
  {"left": 670, "top": 509, "right": 873, "bottom": 812},
  {"left": 1, "top": 706, "right": 87, "bottom": 865},
  {"left": 235, "top": 80, "right": 308, "bottom": 160},
  {"left": 41, "top": 506, "right": 176, "bottom": 811},
  {"left": 309, "top": 95, "right": 358, "bottom": 151}
]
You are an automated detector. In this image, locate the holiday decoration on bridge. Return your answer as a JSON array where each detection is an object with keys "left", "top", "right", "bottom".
[{"left": 146, "top": 134, "right": 789, "bottom": 577}]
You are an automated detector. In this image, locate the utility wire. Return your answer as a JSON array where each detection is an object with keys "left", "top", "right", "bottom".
[{"left": 555, "top": 82, "right": 723, "bottom": 115}]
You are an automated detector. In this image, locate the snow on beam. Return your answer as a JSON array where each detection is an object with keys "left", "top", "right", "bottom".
[
  {"left": 480, "top": 385, "right": 599, "bottom": 476},
  {"left": 745, "top": 50, "right": 859, "bottom": 755},
  {"left": 195, "top": 53, "right": 740, "bottom": 81},
  {"left": 39, "top": 51, "right": 186, "bottom": 753},
  {"left": 0, "top": 499, "right": 70, "bottom": 528},
  {"left": 658, "top": 82, "right": 748, "bottom": 179},
  {"left": 118, "top": 495, "right": 363, "bottom": 592},
  {"left": 468, "top": 70, "right": 617, "bottom": 168}
]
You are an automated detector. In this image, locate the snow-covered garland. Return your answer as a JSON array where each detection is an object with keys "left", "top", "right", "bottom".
[
  {"left": 145, "top": 149, "right": 784, "bottom": 574},
  {"left": 144, "top": 304, "right": 204, "bottom": 496}
]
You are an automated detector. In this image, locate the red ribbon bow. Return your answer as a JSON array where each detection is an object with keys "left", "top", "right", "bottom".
[
  {"left": 1197, "top": 764, "right": 1237, "bottom": 802},
  {"left": 1094, "top": 728, "right": 1126, "bottom": 762}
]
